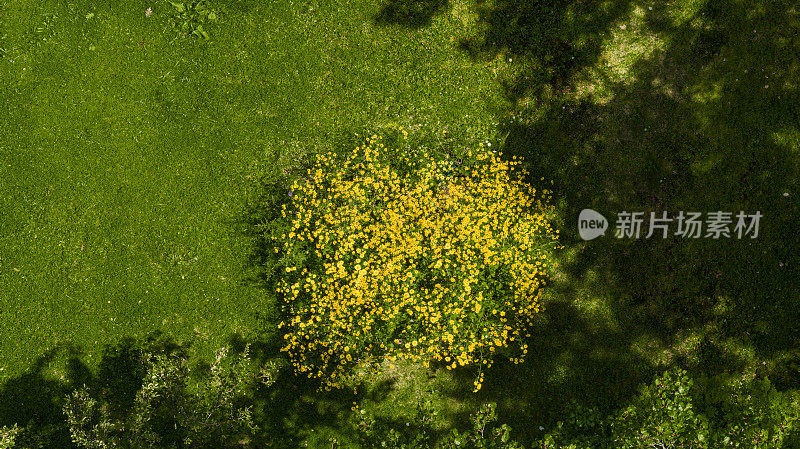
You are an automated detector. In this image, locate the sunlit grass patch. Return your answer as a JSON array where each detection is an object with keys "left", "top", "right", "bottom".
[
  {"left": 574, "top": 4, "right": 667, "bottom": 104},
  {"left": 0, "top": 0, "right": 507, "bottom": 380}
]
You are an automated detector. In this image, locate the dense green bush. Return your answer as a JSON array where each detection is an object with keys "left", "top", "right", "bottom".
[
  {"left": 340, "top": 368, "right": 800, "bottom": 449},
  {"left": 61, "top": 344, "right": 272, "bottom": 449},
  {"left": 693, "top": 374, "right": 800, "bottom": 448},
  {"left": 0, "top": 426, "right": 20, "bottom": 449},
  {"left": 538, "top": 368, "right": 800, "bottom": 449}
]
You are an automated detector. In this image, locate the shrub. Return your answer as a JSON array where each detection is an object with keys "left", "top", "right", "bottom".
[
  {"left": 62, "top": 344, "right": 270, "bottom": 449},
  {"left": 271, "top": 129, "right": 561, "bottom": 391},
  {"left": 537, "top": 368, "right": 800, "bottom": 449},
  {"left": 694, "top": 374, "right": 800, "bottom": 448},
  {"left": 438, "top": 403, "right": 522, "bottom": 449},
  {"left": 0, "top": 426, "right": 20, "bottom": 449},
  {"left": 346, "top": 402, "right": 521, "bottom": 449},
  {"left": 348, "top": 400, "right": 438, "bottom": 449},
  {"left": 610, "top": 368, "right": 709, "bottom": 448}
]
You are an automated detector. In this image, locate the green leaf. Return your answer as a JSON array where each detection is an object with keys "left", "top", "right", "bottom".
[
  {"left": 170, "top": 2, "right": 186, "bottom": 13},
  {"left": 192, "top": 27, "right": 209, "bottom": 39},
  {"left": 207, "top": 11, "right": 217, "bottom": 22}
]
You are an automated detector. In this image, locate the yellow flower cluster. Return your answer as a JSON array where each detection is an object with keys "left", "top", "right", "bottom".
[{"left": 275, "top": 132, "right": 561, "bottom": 392}]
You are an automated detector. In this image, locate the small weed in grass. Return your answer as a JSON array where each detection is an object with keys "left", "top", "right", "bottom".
[{"left": 167, "top": 0, "right": 219, "bottom": 39}]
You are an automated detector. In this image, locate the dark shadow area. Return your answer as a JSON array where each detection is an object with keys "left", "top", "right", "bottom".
[
  {"left": 0, "top": 345, "right": 83, "bottom": 448},
  {"left": 232, "top": 160, "right": 368, "bottom": 447},
  {"left": 95, "top": 337, "right": 149, "bottom": 418},
  {"left": 374, "top": 0, "right": 450, "bottom": 29},
  {"left": 249, "top": 366, "right": 353, "bottom": 448},
  {"left": 459, "top": 0, "right": 632, "bottom": 102},
  {"left": 448, "top": 0, "right": 800, "bottom": 444},
  {"left": 96, "top": 334, "right": 188, "bottom": 418},
  {"left": 0, "top": 328, "right": 360, "bottom": 449},
  {"left": 771, "top": 350, "right": 800, "bottom": 391},
  {"left": 0, "top": 334, "right": 193, "bottom": 448},
  {"left": 238, "top": 323, "right": 359, "bottom": 449},
  {"left": 445, "top": 295, "right": 654, "bottom": 442}
]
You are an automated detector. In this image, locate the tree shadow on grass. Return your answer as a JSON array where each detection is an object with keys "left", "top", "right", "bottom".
[
  {"left": 0, "top": 346, "right": 81, "bottom": 448},
  {"left": 248, "top": 360, "right": 356, "bottom": 448},
  {"left": 445, "top": 293, "right": 655, "bottom": 442},
  {"left": 0, "top": 333, "right": 259, "bottom": 448},
  {"left": 497, "top": 0, "right": 800, "bottom": 356},
  {"left": 0, "top": 334, "right": 199, "bottom": 448},
  {"left": 459, "top": 0, "right": 633, "bottom": 102},
  {"left": 373, "top": 0, "right": 450, "bottom": 29},
  {"left": 227, "top": 319, "right": 361, "bottom": 448},
  {"left": 447, "top": 0, "right": 800, "bottom": 443}
]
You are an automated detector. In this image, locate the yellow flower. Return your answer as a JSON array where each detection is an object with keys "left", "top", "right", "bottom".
[{"left": 272, "top": 135, "right": 560, "bottom": 392}]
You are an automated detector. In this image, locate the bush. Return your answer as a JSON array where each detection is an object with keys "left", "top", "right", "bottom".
[
  {"left": 694, "top": 374, "right": 800, "bottom": 448},
  {"left": 340, "top": 369, "right": 800, "bottom": 449},
  {"left": 346, "top": 402, "right": 521, "bottom": 449},
  {"left": 271, "top": 128, "right": 561, "bottom": 391},
  {"left": 610, "top": 368, "right": 708, "bottom": 448},
  {"left": 538, "top": 368, "right": 800, "bottom": 449},
  {"left": 62, "top": 344, "right": 271, "bottom": 449},
  {"left": 0, "top": 426, "right": 20, "bottom": 449},
  {"left": 438, "top": 403, "right": 522, "bottom": 449},
  {"left": 348, "top": 400, "right": 438, "bottom": 449}
]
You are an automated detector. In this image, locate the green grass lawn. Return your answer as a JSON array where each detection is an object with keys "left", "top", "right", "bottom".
[
  {"left": 1, "top": 0, "right": 799, "bottom": 446},
  {"left": 0, "top": 0, "right": 508, "bottom": 380}
]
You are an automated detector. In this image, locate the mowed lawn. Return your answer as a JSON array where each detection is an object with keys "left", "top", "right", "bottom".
[{"left": 0, "top": 0, "right": 507, "bottom": 379}]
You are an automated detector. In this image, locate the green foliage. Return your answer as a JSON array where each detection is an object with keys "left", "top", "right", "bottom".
[
  {"left": 167, "top": 0, "right": 219, "bottom": 40},
  {"left": 610, "top": 369, "right": 708, "bottom": 448},
  {"left": 0, "top": 426, "right": 20, "bottom": 449},
  {"left": 439, "top": 403, "right": 522, "bottom": 449},
  {"left": 346, "top": 402, "right": 521, "bottom": 449},
  {"left": 349, "top": 400, "right": 437, "bottom": 449},
  {"left": 62, "top": 345, "right": 268, "bottom": 449},
  {"left": 537, "top": 400, "right": 607, "bottom": 449},
  {"left": 537, "top": 368, "right": 800, "bottom": 449},
  {"left": 694, "top": 374, "right": 800, "bottom": 448}
]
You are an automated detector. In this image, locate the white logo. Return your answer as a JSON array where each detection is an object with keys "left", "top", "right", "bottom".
[{"left": 578, "top": 209, "right": 608, "bottom": 241}]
